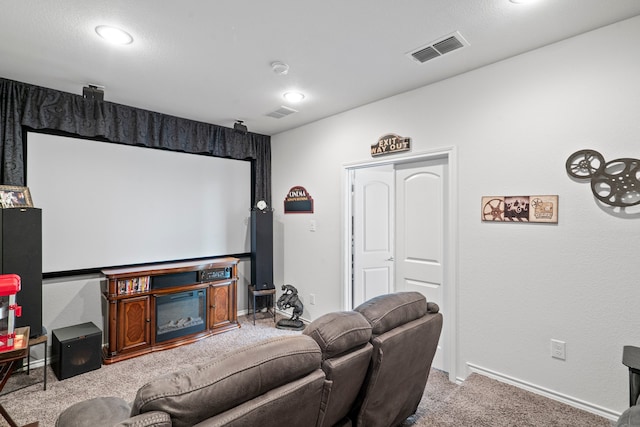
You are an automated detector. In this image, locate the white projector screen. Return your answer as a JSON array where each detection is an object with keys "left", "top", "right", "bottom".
[{"left": 26, "top": 132, "right": 251, "bottom": 274}]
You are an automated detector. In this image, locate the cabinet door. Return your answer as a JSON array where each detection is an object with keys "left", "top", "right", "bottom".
[
  {"left": 117, "top": 296, "right": 151, "bottom": 353},
  {"left": 209, "top": 282, "right": 234, "bottom": 329}
]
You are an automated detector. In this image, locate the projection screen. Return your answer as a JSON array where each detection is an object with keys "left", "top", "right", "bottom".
[{"left": 26, "top": 132, "right": 251, "bottom": 274}]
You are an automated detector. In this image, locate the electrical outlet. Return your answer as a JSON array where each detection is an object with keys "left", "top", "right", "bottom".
[
  {"left": 309, "top": 293, "right": 316, "bottom": 305},
  {"left": 310, "top": 220, "right": 317, "bottom": 232},
  {"left": 551, "top": 339, "right": 566, "bottom": 360}
]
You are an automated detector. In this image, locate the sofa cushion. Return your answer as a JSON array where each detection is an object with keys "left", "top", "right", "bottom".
[
  {"left": 303, "top": 311, "right": 372, "bottom": 359},
  {"left": 130, "top": 334, "right": 322, "bottom": 427},
  {"left": 354, "top": 291, "right": 428, "bottom": 335},
  {"left": 56, "top": 396, "right": 131, "bottom": 427}
]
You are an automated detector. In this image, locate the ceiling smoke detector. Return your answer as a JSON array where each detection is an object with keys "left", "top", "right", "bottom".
[
  {"left": 271, "top": 61, "right": 290, "bottom": 75},
  {"left": 407, "top": 31, "right": 469, "bottom": 64}
]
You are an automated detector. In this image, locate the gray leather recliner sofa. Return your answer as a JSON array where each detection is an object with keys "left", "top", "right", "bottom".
[
  {"left": 55, "top": 292, "right": 442, "bottom": 427},
  {"left": 302, "top": 310, "right": 374, "bottom": 427},
  {"left": 351, "top": 291, "right": 443, "bottom": 427},
  {"left": 617, "top": 397, "right": 640, "bottom": 426}
]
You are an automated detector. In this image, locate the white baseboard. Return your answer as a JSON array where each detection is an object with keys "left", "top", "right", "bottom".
[{"left": 466, "top": 363, "right": 620, "bottom": 421}]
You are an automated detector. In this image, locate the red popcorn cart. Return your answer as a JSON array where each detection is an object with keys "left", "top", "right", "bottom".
[{"left": 0, "top": 274, "right": 22, "bottom": 351}]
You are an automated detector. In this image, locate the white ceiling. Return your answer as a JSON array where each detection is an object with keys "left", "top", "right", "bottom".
[{"left": 2, "top": 1, "right": 640, "bottom": 136}]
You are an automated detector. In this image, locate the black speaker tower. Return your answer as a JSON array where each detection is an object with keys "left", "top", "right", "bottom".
[
  {"left": 0, "top": 208, "right": 43, "bottom": 337},
  {"left": 251, "top": 209, "right": 274, "bottom": 290}
]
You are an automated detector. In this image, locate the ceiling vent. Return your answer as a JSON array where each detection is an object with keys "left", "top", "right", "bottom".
[
  {"left": 408, "top": 31, "right": 469, "bottom": 64},
  {"left": 266, "top": 106, "right": 298, "bottom": 119}
]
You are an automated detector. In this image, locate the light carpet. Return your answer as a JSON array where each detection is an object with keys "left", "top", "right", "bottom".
[{"left": 0, "top": 315, "right": 615, "bottom": 427}]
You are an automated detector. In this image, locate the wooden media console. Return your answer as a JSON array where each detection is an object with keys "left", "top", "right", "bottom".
[{"left": 101, "top": 257, "right": 239, "bottom": 364}]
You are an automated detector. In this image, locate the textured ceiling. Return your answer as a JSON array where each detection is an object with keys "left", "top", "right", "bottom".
[{"left": 2, "top": 1, "right": 640, "bottom": 136}]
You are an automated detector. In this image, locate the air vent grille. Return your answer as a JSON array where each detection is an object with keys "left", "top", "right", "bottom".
[
  {"left": 408, "top": 31, "right": 468, "bottom": 64},
  {"left": 411, "top": 46, "right": 441, "bottom": 63},
  {"left": 433, "top": 36, "right": 464, "bottom": 55},
  {"left": 266, "top": 106, "right": 298, "bottom": 119}
]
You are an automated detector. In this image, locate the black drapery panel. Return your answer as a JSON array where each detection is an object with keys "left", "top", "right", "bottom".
[{"left": 0, "top": 77, "right": 271, "bottom": 206}]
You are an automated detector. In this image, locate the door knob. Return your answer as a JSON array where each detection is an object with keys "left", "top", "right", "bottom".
[{"left": 386, "top": 257, "right": 394, "bottom": 261}]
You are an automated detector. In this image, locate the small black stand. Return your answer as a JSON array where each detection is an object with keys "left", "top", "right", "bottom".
[
  {"left": 248, "top": 285, "right": 276, "bottom": 326},
  {"left": 27, "top": 326, "right": 48, "bottom": 390}
]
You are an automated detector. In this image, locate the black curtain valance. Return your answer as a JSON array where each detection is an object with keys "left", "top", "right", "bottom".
[{"left": 0, "top": 77, "right": 270, "bottom": 205}]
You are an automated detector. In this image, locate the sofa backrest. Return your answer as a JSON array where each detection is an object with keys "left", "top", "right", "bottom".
[
  {"left": 353, "top": 292, "right": 443, "bottom": 427},
  {"left": 130, "top": 334, "right": 324, "bottom": 427},
  {"left": 303, "top": 311, "right": 373, "bottom": 427},
  {"left": 355, "top": 291, "right": 428, "bottom": 336},
  {"left": 200, "top": 369, "right": 326, "bottom": 427}
]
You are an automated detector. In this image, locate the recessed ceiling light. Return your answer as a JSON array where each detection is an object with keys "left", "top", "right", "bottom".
[
  {"left": 283, "top": 91, "right": 305, "bottom": 103},
  {"left": 95, "top": 25, "right": 133, "bottom": 45},
  {"left": 509, "top": 0, "right": 535, "bottom": 3}
]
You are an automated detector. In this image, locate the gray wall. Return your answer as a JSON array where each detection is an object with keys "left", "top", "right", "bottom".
[{"left": 271, "top": 16, "right": 640, "bottom": 419}]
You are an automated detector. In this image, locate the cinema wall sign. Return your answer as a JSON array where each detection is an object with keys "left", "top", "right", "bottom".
[
  {"left": 371, "top": 133, "right": 411, "bottom": 157},
  {"left": 284, "top": 186, "right": 314, "bottom": 214}
]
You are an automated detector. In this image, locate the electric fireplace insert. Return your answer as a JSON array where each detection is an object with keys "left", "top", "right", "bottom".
[{"left": 155, "top": 289, "right": 206, "bottom": 343}]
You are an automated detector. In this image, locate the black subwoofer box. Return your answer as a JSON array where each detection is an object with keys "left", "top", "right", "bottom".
[{"left": 52, "top": 322, "right": 102, "bottom": 380}]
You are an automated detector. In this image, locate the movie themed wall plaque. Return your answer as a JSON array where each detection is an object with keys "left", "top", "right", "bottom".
[
  {"left": 284, "top": 186, "right": 314, "bottom": 214},
  {"left": 565, "top": 149, "right": 640, "bottom": 208},
  {"left": 371, "top": 133, "right": 411, "bottom": 157},
  {"left": 481, "top": 195, "right": 558, "bottom": 223}
]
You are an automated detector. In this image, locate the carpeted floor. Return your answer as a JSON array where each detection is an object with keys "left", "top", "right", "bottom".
[
  {"left": 0, "top": 314, "right": 615, "bottom": 427},
  {"left": 406, "top": 370, "right": 615, "bottom": 427}
]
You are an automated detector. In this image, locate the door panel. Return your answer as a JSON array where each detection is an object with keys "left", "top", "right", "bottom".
[
  {"left": 353, "top": 167, "right": 394, "bottom": 307},
  {"left": 395, "top": 160, "right": 446, "bottom": 371},
  {"left": 363, "top": 267, "right": 392, "bottom": 301}
]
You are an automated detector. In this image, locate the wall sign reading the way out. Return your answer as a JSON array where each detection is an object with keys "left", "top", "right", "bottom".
[
  {"left": 371, "top": 133, "right": 411, "bottom": 157},
  {"left": 284, "top": 186, "right": 314, "bottom": 214}
]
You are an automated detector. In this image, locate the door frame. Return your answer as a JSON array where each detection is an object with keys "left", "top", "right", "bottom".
[{"left": 341, "top": 146, "right": 458, "bottom": 382}]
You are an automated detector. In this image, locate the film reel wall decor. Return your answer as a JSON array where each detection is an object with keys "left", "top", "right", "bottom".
[
  {"left": 481, "top": 195, "right": 559, "bottom": 223},
  {"left": 565, "top": 149, "right": 640, "bottom": 208}
]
